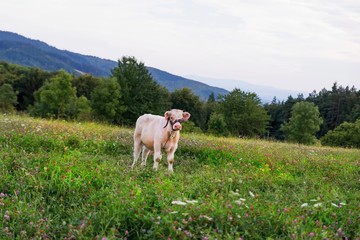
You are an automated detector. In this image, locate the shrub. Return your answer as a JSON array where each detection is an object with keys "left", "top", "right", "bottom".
[{"left": 321, "top": 119, "right": 360, "bottom": 148}]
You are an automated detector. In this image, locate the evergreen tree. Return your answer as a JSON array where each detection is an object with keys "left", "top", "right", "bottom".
[
  {"left": 111, "top": 56, "right": 171, "bottom": 125},
  {"left": 281, "top": 101, "right": 323, "bottom": 145}
]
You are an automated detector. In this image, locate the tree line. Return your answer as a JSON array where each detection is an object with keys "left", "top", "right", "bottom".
[{"left": 1, "top": 58, "right": 359, "bottom": 148}]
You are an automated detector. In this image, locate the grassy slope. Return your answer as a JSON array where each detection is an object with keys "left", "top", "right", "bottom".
[{"left": 0, "top": 115, "right": 359, "bottom": 239}]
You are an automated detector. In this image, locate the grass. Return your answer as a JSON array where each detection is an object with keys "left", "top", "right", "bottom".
[{"left": 0, "top": 114, "right": 359, "bottom": 239}]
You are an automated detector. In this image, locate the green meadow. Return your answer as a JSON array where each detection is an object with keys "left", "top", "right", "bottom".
[{"left": 0, "top": 115, "right": 359, "bottom": 239}]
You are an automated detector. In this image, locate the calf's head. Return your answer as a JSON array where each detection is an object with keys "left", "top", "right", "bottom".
[{"left": 164, "top": 109, "right": 191, "bottom": 131}]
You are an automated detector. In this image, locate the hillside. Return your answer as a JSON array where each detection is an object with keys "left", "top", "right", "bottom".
[
  {"left": 1, "top": 114, "right": 359, "bottom": 239},
  {"left": 0, "top": 30, "right": 228, "bottom": 100}
]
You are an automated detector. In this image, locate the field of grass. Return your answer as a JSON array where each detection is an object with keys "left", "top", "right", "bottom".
[{"left": 0, "top": 114, "right": 359, "bottom": 239}]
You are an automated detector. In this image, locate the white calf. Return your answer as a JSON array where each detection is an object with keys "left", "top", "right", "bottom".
[{"left": 131, "top": 109, "right": 191, "bottom": 172}]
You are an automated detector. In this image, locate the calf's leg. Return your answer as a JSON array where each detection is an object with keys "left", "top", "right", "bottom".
[
  {"left": 132, "top": 136, "right": 142, "bottom": 168},
  {"left": 166, "top": 150, "right": 175, "bottom": 173},
  {"left": 141, "top": 146, "right": 150, "bottom": 166},
  {"left": 153, "top": 143, "right": 162, "bottom": 170}
]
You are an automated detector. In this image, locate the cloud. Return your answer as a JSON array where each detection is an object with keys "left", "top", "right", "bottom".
[{"left": 1, "top": 0, "right": 359, "bottom": 92}]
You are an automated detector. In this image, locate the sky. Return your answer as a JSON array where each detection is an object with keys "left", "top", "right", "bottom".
[{"left": 1, "top": 0, "right": 360, "bottom": 93}]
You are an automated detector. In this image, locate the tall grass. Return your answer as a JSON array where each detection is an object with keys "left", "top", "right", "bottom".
[{"left": 1, "top": 114, "right": 359, "bottom": 239}]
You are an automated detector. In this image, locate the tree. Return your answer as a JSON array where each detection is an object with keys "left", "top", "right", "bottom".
[
  {"left": 91, "top": 78, "right": 125, "bottom": 123},
  {"left": 218, "top": 89, "right": 270, "bottom": 137},
  {"left": 29, "top": 70, "right": 78, "bottom": 119},
  {"left": 0, "top": 83, "right": 18, "bottom": 113},
  {"left": 281, "top": 101, "right": 323, "bottom": 145},
  {"left": 321, "top": 119, "right": 360, "bottom": 148},
  {"left": 72, "top": 74, "right": 101, "bottom": 100},
  {"left": 71, "top": 96, "right": 91, "bottom": 121},
  {"left": 111, "top": 56, "right": 171, "bottom": 125},
  {"left": 207, "top": 112, "right": 228, "bottom": 136},
  {"left": 170, "top": 88, "right": 206, "bottom": 130},
  {"left": 307, "top": 83, "right": 360, "bottom": 137}
]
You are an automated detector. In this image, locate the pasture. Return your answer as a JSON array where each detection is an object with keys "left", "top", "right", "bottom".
[{"left": 0, "top": 115, "right": 359, "bottom": 239}]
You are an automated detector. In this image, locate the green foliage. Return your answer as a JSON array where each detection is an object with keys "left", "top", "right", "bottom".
[
  {"left": 321, "top": 119, "right": 360, "bottom": 148},
  {"left": 0, "top": 83, "right": 18, "bottom": 113},
  {"left": 171, "top": 88, "right": 206, "bottom": 129},
  {"left": 218, "top": 88, "right": 270, "bottom": 137},
  {"left": 1, "top": 115, "right": 360, "bottom": 239},
  {"left": 0, "top": 62, "right": 50, "bottom": 111},
  {"left": 306, "top": 83, "right": 360, "bottom": 137},
  {"left": 72, "top": 74, "right": 101, "bottom": 99},
  {"left": 90, "top": 78, "right": 125, "bottom": 123},
  {"left": 207, "top": 112, "right": 229, "bottom": 136},
  {"left": 181, "top": 120, "right": 203, "bottom": 134},
  {"left": 281, "top": 101, "right": 323, "bottom": 145},
  {"left": 72, "top": 96, "right": 92, "bottom": 121},
  {"left": 29, "top": 70, "right": 85, "bottom": 119},
  {"left": 112, "top": 56, "right": 171, "bottom": 125}
]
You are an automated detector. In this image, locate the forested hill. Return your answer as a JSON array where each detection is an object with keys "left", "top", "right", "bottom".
[{"left": 0, "top": 30, "right": 228, "bottom": 100}]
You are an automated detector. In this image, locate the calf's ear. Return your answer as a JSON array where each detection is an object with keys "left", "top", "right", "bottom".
[
  {"left": 164, "top": 111, "right": 171, "bottom": 120},
  {"left": 182, "top": 112, "right": 191, "bottom": 121}
]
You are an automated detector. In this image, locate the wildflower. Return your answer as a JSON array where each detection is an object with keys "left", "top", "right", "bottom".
[
  {"left": 309, "top": 232, "right": 315, "bottom": 237},
  {"left": 314, "top": 203, "right": 322, "bottom": 208},
  {"left": 4, "top": 211, "right": 10, "bottom": 220},
  {"left": 172, "top": 200, "right": 186, "bottom": 205},
  {"left": 229, "top": 191, "right": 240, "bottom": 197},
  {"left": 300, "top": 203, "right": 308, "bottom": 208},
  {"left": 0, "top": 193, "right": 5, "bottom": 197},
  {"left": 202, "top": 215, "right": 213, "bottom": 221}
]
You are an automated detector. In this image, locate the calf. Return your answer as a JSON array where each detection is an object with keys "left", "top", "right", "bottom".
[{"left": 131, "top": 109, "right": 191, "bottom": 172}]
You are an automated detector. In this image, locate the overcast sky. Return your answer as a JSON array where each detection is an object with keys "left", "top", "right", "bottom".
[{"left": 1, "top": 0, "right": 359, "bottom": 93}]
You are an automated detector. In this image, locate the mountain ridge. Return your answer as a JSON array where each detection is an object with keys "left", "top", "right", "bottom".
[{"left": 0, "top": 30, "right": 228, "bottom": 100}]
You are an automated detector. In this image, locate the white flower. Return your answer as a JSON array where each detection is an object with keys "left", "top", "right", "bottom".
[
  {"left": 249, "top": 191, "right": 255, "bottom": 198},
  {"left": 203, "top": 215, "right": 213, "bottom": 221},
  {"left": 171, "top": 200, "right": 186, "bottom": 205},
  {"left": 314, "top": 203, "right": 322, "bottom": 208},
  {"left": 229, "top": 191, "right": 240, "bottom": 197},
  {"left": 185, "top": 200, "right": 198, "bottom": 204},
  {"left": 300, "top": 203, "right": 308, "bottom": 208}
]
